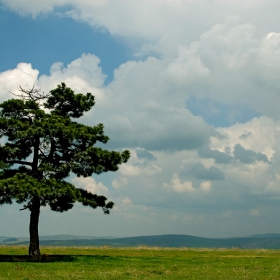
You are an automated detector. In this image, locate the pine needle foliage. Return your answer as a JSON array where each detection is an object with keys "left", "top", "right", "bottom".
[{"left": 0, "top": 83, "right": 130, "bottom": 257}]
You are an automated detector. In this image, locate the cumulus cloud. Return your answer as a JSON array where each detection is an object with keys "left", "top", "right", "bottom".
[
  {"left": 188, "top": 163, "right": 225, "bottom": 181},
  {"left": 119, "top": 161, "right": 162, "bottom": 177},
  {"left": 136, "top": 148, "right": 156, "bottom": 161},
  {"left": 198, "top": 147, "right": 233, "bottom": 164},
  {"left": 0, "top": 53, "right": 214, "bottom": 152},
  {"left": 122, "top": 197, "right": 132, "bottom": 205},
  {"left": 72, "top": 177, "right": 108, "bottom": 195},
  {"left": 1, "top": 55, "right": 279, "bottom": 207},
  {"left": 0, "top": 0, "right": 228, "bottom": 39},
  {"left": 250, "top": 209, "right": 260, "bottom": 217},
  {"left": 3, "top": 0, "right": 280, "bottom": 237},
  {"left": 112, "top": 177, "right": 127, "bottom": 189},
  {"left": 211, "top": 117, "right": 277, "bottom": 161},
  {"left": 164, "top": 174, "right": 212, "bottom": 193},
  {"left": 200, "top": 181, "right": 211, "bottom": 192},
  {"left": 38, "top": 54, "right": 106, "bottom": 103},
  {"left": 234, "top": 143, "right": 269, "bottom": 164},
  {"left": 96, "top": 55, "right": 215, "bottom": 151},
  {"left": 0, "top": 63, "right": 39, "bottom": 101},
  {"left": 3, "top": 0, "right": 280, "bottom": 43},
  {"left": 198, "top": 143, "right": 270, "bottom": 165},
  {"left": 166, "top": 45, "right": 210, "bottom": 84},
  {"left": 164, "top": 174, "right": 195, "bottom": 193}
]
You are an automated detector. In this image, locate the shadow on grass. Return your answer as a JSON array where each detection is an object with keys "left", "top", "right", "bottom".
[{"left": 0, "top": 254, "right": 113, "bottom": 263}]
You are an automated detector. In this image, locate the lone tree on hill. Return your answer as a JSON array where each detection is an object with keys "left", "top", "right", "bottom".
[{"left": 0, "top": 83, "right": 130, "bottom": 258}]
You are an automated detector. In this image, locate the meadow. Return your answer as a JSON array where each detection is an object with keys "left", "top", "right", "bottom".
[{"left": 0, "top": 246, "right": 280, "bottom": 279}]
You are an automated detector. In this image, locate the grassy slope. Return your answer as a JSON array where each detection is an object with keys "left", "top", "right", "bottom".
[{"left": 1, "top": 246, "right": 280, "bottom": 279}]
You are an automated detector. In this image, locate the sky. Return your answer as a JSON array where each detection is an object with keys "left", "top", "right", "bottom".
[{"left": 1, "top": 0, "right": 280, "bottom": 239}]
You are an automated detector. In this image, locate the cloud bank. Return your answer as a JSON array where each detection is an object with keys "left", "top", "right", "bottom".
[{"left": 1, "top": 0, "right": 280, "bottom": 237}]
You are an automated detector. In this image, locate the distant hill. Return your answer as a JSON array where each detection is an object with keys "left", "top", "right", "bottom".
[
  {"left": 0, "top": 234, "right": 114, "bottom": 244},
  {"left": 249, "top": 233, "right": 280, "bottom": 238},
  {"left": 3, "top": 234, "right": 280, "bottom": 249},
  {"left": 38, "top": 234, "right": 115, "bottom": 240}
]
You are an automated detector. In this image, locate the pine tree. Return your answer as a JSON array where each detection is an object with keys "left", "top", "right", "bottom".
[{"left": 0, "top": 83, "right": 130, "bottom": 258}]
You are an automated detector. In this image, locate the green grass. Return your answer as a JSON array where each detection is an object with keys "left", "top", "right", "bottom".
[{"left": 1, "top": 246, "right": 280, "bottom": 279}]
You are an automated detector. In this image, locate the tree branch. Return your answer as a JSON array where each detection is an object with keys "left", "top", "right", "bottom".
[
  {"left": 38, "top": 147, "right": 48, "bottom": 159},
  {"left": 10, "top": 85, "right": 49, "bottom": 102},
  {"left": 47, "top": 138, "right": 56, "bottom": 160},
  {"left": 5, "top": 160, "right": 32, "bottom": 166}
]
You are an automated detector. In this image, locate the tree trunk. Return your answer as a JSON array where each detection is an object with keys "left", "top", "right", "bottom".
[{"left": 29, "top": 198, "right": 41, "bottom": 258}]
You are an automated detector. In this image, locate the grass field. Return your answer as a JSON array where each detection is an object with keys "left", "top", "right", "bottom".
[{"left": 1, "top": 246, "right": 280, "bottom": 279}]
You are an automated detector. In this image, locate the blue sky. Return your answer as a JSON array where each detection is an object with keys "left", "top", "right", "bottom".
[
  {"left": 0, "top": 5, "right": 130, "bottom": 82},
  {"left": 1, "top": 0, "right": 280, "bottom": 239}
]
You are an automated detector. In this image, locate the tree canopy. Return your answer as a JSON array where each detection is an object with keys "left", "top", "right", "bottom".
[{"left": 0, "top": 83, "right": 130, "bottom": 257}]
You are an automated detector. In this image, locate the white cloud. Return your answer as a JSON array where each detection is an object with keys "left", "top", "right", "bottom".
[
  {"left": 166, "top": 45, "right": 210, "bottom": 84},
  {"left": 112, "top": 177, "right": 127, "bottom": 189},
  {"left": 197, "top": 117, "right": 280, "bottom": 201},
  {"left": 4, "top": 0, "right": 279, "bottom": 42},
  {"left": 117, "top": 149, "right": 162, "bottom": 177},
  {"left": 72, "top": 177, "right": 108, "bottom": 195},
  {"left": 38, "top": 54, "right": 106, "bottom": 104},
  {"left": 211, "top": 117, "right": 278, "bottom": 160},
  {"left": 122, "top": 197, "right": 132, "bottom": 205},
  {"left": 0, "top": 63, "right": 39, "bottom": 101},
  {"left": 0, "top": 53, "right": 214, "bottom": 152},
  {"left": 164, "top": 174, "right": 195, "bottom": 193},
  {"left": 164, "top": 175, "right": 212, "bottom": 193},
  {"left": 120, "top": 163, "right": 162, "bottom": 177},
  {"left": 250, "top": 209, "right": 260, "bottom": 217},
  {"left": 200, "top": 181, "right": 211, "bottom": 192}
]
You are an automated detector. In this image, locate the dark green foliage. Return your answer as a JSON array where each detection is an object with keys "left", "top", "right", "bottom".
[
  {"left": 44, "top": 83, "right": 95, "bottom": 118},
  {"left": 0, "top": 82, "right": 130, "bottom": 214}
]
